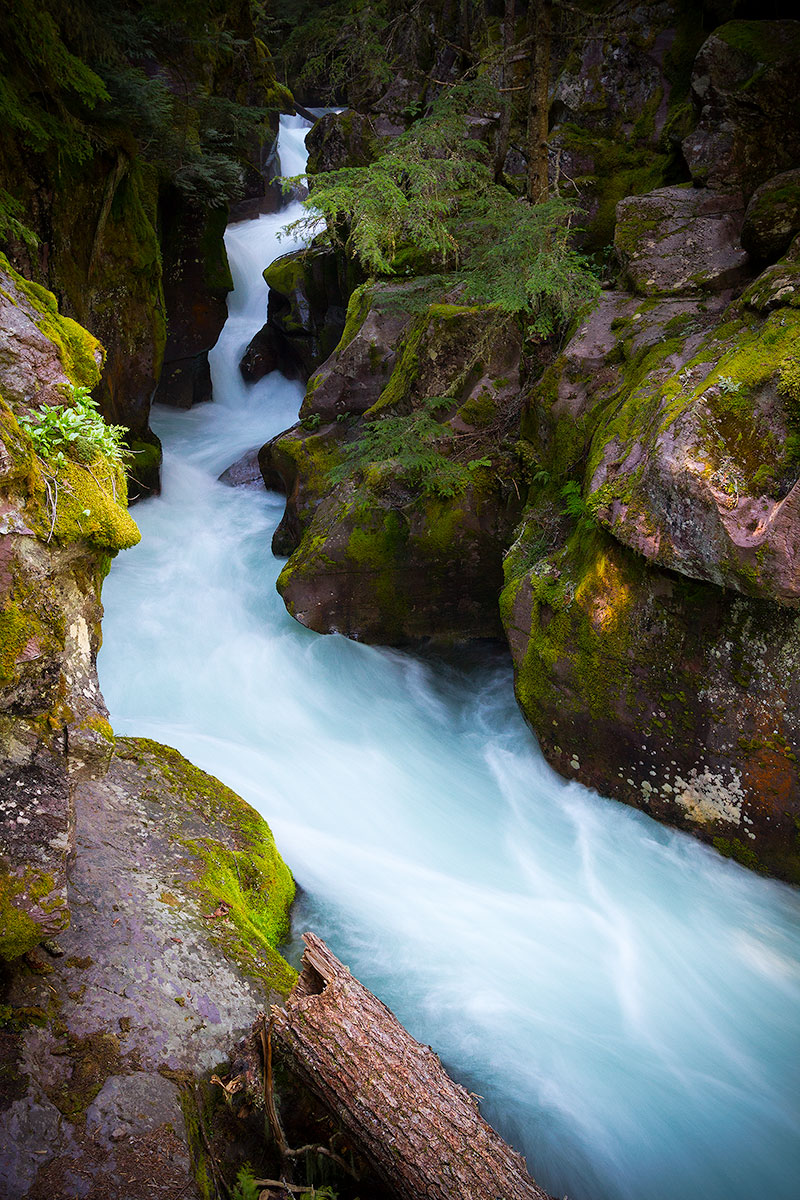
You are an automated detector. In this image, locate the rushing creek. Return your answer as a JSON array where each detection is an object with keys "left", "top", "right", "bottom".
[{"left": 99, "top": 116, "right": 800, "bottom": 1200}]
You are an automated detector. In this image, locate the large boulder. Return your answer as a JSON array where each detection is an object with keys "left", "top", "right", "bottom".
[
  {"left": 0, "top": 256, "right": 139, "bottom": 961},
  {"left": 501, "top": 527, "right": 800, "bottom": 883},
  {"left": 546, "top": 1, "right": 702, "bottom": 247},
  {"left": 585, "top": 301, "right": 800, "bottom": 603},
  {"left": 306, "top": 110, "right": 383, "bottom": 174},
  {"left": 298, "top": 281, "right": 418, "bottom": 421},
  {"left": 243, "top": 246, "right": 358, "bottom": 380},
  {"left": 0, "top": 738, "right": 295, "bottom": 1200},
  {"left": 682, "top": 20, "right": 800, "bottom": 197},
  {"left": 614, "top": 185, "right": 749, "bottom": 295},
  {"left": 269, "top": 300, "right": 526, "bottom": 643},
  {"left": 741, "top": 169, "right": 800, "bottom": 263}
]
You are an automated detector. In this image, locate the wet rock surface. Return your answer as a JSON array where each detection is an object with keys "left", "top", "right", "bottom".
[
  {"left": 0, "top": 738, "right": 295, "bottom": 1200},
  {"left": 218, "top": 448, "right": 265, "bottom": 488},
  {"left": 273, "top": 16, "right": 800, "bottom": 873}
]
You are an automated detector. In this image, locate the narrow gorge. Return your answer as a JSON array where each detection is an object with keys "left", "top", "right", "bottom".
[{"left": 1, "top": 3, "right": 800, "bottom": 1200}]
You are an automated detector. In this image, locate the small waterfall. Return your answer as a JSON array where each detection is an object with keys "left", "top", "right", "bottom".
[{"left": 99, "top": 116, "right": 800, "bottom": 1200}]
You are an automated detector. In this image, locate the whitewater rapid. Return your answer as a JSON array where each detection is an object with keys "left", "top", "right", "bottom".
[{"left": 99, "top": 116, "right": 800, "bottom": 1200}]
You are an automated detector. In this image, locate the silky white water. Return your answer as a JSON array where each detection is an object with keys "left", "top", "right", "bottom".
[{"left": 99, "top": 116, "right": 800, "bottom": 1200}]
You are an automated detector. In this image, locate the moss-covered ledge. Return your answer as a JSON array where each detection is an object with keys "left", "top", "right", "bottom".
[{"left": 0, "top": 736, "right": 296, "bottom": 1199}]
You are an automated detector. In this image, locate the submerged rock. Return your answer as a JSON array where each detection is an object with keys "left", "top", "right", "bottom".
[{"left": 218, "top": 448, "right": 264, "bottom": 488}]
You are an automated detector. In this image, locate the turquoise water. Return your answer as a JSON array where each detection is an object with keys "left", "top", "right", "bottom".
[{"left": 99, "top": 117, "right": 800, "bottom": 1200}]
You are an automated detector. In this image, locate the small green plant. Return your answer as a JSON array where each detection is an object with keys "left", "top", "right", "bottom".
[
  {"left": 560, "top": 480, "right": 597, "bottom": 535},
  {"left": 717, "top": 375, "right": 743, "bottom": 394},
  {"left": 331, "top": 398, "right": 488, "bottom": 499},
  {"left": 18, "top": 385, "right": 129, "bottom": 469},
  {"left": 231, "top": 1165, "right": 260, "bottom": 1200}
]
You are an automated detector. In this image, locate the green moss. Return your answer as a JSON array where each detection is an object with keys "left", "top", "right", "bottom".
[
  {"left": 585, "top": 306, "right": 800, "bottom": 510},
  {"left": 335, "top": 282, "right": 373, "bottom": 354},
  {"left": 0, "top": 597, "right": 56, "bottom": 690},
  {"left": 0, "top": 252, "right": 103, "bottom": 390},
  {"left": 198, "top": 206, "right": 234, "bottom": 294},
  {"left": 126, "top": 436, "right": 162, "bottom": 494},
  {"left": 47, "top": 1031, "right": 124, "bottom": 1123},
  {"left": 554, "top": 125, "right": 671, "bottom": 250},
  {"left": 347, "top": 508, "right": 409, "bottom": 569},
  {"left": 0, "top": 868, "right": 57, "bottom": 961},
  {"left": 263, "top": 252, "right": 306, "bottom": 301},
  {"left": 44, "top": 457, "right": 140, "bottom": 551},
  {"left": 365, "top": 312, "right": 428, "bottom": 417},
  {"left": 458, "top": 389, "right": 497, "bottom": 429},
  {"left": 0, "top": 887, "right": 44, "bottom": 961},
  {"left": 715, "top": 20, "right": 800, "bottom": 69},
  {"left": 179, "top": 1081, "right": 218, "bottom": 1200},
  {"left": 712, "top": 836, "right": 764, "bottom": 872},
  {"left": 115, "top": 739, "right": 297, "bottom": 997}
]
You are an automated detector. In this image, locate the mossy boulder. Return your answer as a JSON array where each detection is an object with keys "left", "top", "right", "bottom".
[
  {"left": 0, "top": 252, "right": 104, "bottom": 407},
  {"left": 548, "top": 124, "right": 674, "bottom": 252},
  {"left": 518, "top": 290, "right": 721, "bottom": 481},
  {"left": 306, "top": 110, "right": 384, "bottom": 174},
  {"left": 741, "top": 169, "right": 800, "bottom": 264},
  {"left": 298, "top": 280, "right": 419, "bottom": 422},
  {"left": 259, "top": 421, "right": 344, "bottom": 557},
  {"left": 584, "top": 301, "right": 800, "bottom": 603},
  {"left": 248, "top": 245, "right": 360, "bottom": 379},
  {"left": 614, "top": 185, "right": 749, "bottom": 296},
  {"left": 501, "top": 526, "right": 800, "bottom": 883},
  {"left": 0, "top": 262, "right": 139, "bottom": 961},
  {"left": 682, "top": 21, "right": 800, "bottom": 198},
  {"left": 741, "top": 253, "right": 800, "bottom": 315},
  {"left": 545, "top": 2, "right": 704, "bottom": 249},
  {"left": 0, "top": 738, "right": 296, "bottom": 1199},
  {"left": 272, "top": 301, "right": 527, "bottom": 643}
]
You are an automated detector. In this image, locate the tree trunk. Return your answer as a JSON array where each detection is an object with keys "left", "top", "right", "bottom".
[
  {"left": 526, "top": 0, "right": 553, "bottom": 202},
  {"left": 271, "top": 933, "right": 553, "bottom": 1200},
  {"left": 494, "top": 0, "right": 517, "bottom": 182}
]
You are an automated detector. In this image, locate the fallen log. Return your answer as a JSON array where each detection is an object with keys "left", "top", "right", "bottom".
[{"left": 270, "top": 933, "right": 553, "bottom": 1200}]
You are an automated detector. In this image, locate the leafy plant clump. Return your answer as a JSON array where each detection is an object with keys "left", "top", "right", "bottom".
[{"left": 18, "top": 385, "right": 129, "bottom": 470}]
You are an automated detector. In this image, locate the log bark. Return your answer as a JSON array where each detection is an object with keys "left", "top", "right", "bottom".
[{"left": 271, "top": 933, "right": 552, "bottom": 1200}]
